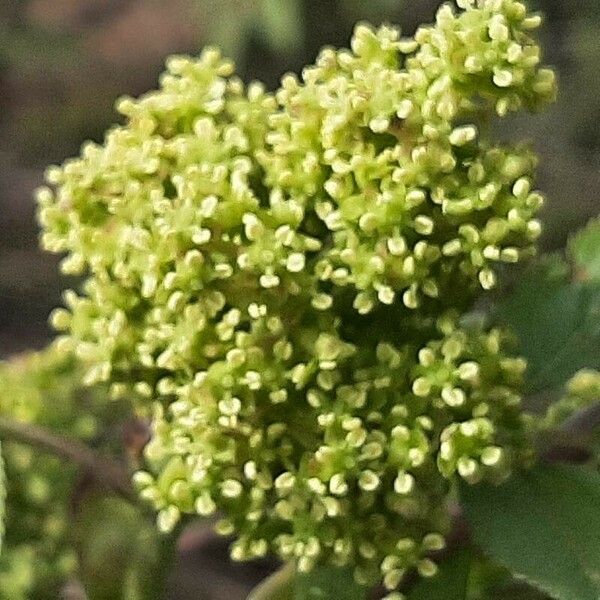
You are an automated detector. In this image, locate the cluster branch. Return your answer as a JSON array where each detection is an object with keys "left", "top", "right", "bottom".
[{"left": 0, "top": 416, "right": 135, "bottom": 501}]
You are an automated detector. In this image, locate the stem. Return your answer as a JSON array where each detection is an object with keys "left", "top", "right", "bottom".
[{"left": 0, "top": 416, "right": 135, "bottom": 501}]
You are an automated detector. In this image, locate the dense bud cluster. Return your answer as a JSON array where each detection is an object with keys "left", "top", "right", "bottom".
[{"left": 37, "top": 0, "right": 555, "bottom": 592}]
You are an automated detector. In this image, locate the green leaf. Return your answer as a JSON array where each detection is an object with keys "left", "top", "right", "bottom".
[
  {"left": 194, "top": 0, "right": 257, "bottom": 59},
  {"left": 247, "top": 564, "right": 294, "bottom": 600},
  {"left": 247, "top": 565, "right": 367, "bottom": 600},
  {"left": 210, "top": 10, "right": 253, "bottom": 59},
  {"left": 461, "top": 464, "right": 600, "bottom": 600},
  {"left": 486, "top": 583, "right": 552, "bottom": 600},
  {"left": 258, "top": 0, "right": 303, "bottom": 54},
  {"left": 568, "top": 218, "right": 600, "bottom": 283},
  {"left": 498, "top": 257, "right": 600, "bottom": 393},
  {"left": 75, "top": 496, "right": 167, "bottom": 600},
  {"left": 467, "top": 558, "right": 551, "bottom": 600},
  {"left": 294, "top": 567, "right": 367, "bottom": 600},
  {"left": 407, "top": 549, "right": 473, "bottom": 600}
]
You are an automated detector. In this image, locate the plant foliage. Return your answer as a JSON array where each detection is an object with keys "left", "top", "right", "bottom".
[
  {"left": 36, "top": 0, "right": 557, "bottom": 594},
  {"left": 0, "top": 1, "right": 598, "bottom": 599},
  {"left": 462, "top": 464, "right": 600, "bottom": 600}
]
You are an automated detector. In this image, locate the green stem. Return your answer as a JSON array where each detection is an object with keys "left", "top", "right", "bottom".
[{"left": 0, "top": 416, "right": 135, "bottom": 501}]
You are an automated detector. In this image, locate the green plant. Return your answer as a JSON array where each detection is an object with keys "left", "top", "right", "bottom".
[
  {"left": 0, "top": 347, "right": 168, "bottom": 599},
  {"left": 0, "top": 0, "right": 599, "bottom": 599}
]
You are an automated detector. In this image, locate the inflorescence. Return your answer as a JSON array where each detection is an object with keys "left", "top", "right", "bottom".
[
  {"left": 0, "top": 349, "right": 110, "bottom": 598},
  {"left": 37, "top": 0, "right": 556, "bottom": 593}
]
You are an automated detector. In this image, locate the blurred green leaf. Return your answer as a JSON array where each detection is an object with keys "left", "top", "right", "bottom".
[
  {"left": 294, "top": 567, "right": 367, "bottom": 600},
  {"left": 407, "top": 549, "right": 472, "bottom": 600},
  {"left": 75, "top": 496, "right": 167, "bottom": 600},
  {"left": 196, "top": 0, "right": 303, "bottom": 60},
  {"left": 486, "top": 583, "right": 553, "bottom": 600},
  {"left": 247, "top": 565, "right": 367, "bottom": 600},
  {"left": 259, "top": 0, "right": 303, "bottom": 54},
  {"left": 568, "top": 218, "right": 600, "bottom": 283},
  {"left": 247, "top": 564, "right": 294, "bottom": 600},
  {"left": 467, "top": 557, "right": 552, "bottom": 600},
  {"left": 498, "top": 256, "right": 600, "bottom": 393},
  {"left": 461, "top": 464, "right": 600, "bottom": 600}
]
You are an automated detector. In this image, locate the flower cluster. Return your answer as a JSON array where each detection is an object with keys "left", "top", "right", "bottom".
[
  {"left": 0, "top": 347, "right": 163, "bottom": 600},
  {"left": 0, "top": 348, "right": 105, "bottom": 599},
  {"left": 37, "top": 0, "right": 555, "bottom": 593}
]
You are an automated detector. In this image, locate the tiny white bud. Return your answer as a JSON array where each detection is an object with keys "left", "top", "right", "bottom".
[
  {"left": 378, "top": 286, "right": 396, "bottom": 305},
  {"left": 260, "top": 273, "right": 280, "bottom": 288},
  {"left": 394, "top": 472, "right": 415, "bottom": 495},
  {"left": 449, "top": 125, "right": 477, "bottom": 146},
  {"left": 286, "top": 253, "right": 305, "bottom": 272}
]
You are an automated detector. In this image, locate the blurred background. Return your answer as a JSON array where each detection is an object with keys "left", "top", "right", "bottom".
[{"left": 1, "top": 0, "right": 600, "bottom": 356}]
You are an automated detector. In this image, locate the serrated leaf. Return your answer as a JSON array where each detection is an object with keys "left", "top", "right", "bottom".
[
  {"left": 461, "top": 464, "right": 600, "bottom": 600},
  {"left": 498, "top": 257, "right": 600, "bottom": 393},
  {"left": 568, "top": 218, "right": 600, "bottom": 283},
  {"left": 294, "top": 567, "right": 367, "bottom": 600},
  {"left": 407, "top": 549, "right": 472, "bottom": 600}
]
